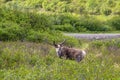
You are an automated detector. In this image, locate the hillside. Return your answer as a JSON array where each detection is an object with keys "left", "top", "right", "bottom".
[
  {"left": 1, "top": 0, "right": 120, "bottom": 15},
  {"left": 0, "top": 0, "right": 120, "bottom": 41}
]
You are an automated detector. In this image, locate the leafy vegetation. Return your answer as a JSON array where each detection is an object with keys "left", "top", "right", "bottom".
[
  {"left": 1, "top": 0, "right": 120, "bottom": 15},
  {"left": 0, "top": 0, "right": 120, "bottom": 36},
  {"left": 0, "top": 0, "right": 120, "bottom": 80},
  {"left": 0, "top": 40, "right": 120, "bottom": 80}
]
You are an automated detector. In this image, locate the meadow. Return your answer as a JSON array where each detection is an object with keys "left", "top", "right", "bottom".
[
  {"left": 0, "top": 39, "right": 120, "bottom": 80},
  {"left": 0, "top": 0, "right": 120, "bottom": 80}
]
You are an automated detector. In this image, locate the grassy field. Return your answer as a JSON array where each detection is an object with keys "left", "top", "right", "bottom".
[
  {"left": 0, "top": 0, "right": 120, "bottom": 80},
  {"left": 0, "top": 39, "right": 120, "bottom": 80}
]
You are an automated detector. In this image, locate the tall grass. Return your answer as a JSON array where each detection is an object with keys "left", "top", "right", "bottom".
[{"left": 0, "top": 40, "right": 120, "bottom": 80}]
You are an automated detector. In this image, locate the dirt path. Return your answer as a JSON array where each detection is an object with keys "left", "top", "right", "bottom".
[{"left": 64, "top": 33, "right": 120, "bottom": 40}]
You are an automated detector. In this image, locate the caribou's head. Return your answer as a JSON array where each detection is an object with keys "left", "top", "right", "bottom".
[{"left": 53, "top": 40, "right": 66, "bottom": 57}]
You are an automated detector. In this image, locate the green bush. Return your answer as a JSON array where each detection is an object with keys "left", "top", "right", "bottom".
[
  {"left": 108, "top": 16, "right": 120, "bottom": 30},
  {"left": 29, "top": 13, "right": 52, "bottom": 30},
  {"left": 0, "top": 7, "right": 55, "bottom": 41},
  {"left": 76, "top": 16, "right": 111, "bottom": 31},
  {"left": 52, "top": 24, "right": 76, "bottom": 32},
  {"left": 53, "top": 15, "right": 112, "bottom": 32},
  {"left": 0, "top": 21, "right": 26, "bottom": 41},
  {"left": 26, "top": 30, "right": 49, "bottom": 42},
  {"left": 53, "top": 14, "right": 78, "bottom": 25},
  {"left": 74, "top": 21, "right": 87, "bottom": 32},
  {"left": 0, "top": 5, "right": 118, "bottom": 42},
  {"left": 91, "top": 39, "right": 120, "bottom": 49},
  {"left": 104, "top": 39, "right": 120, "bottom": 48},
  {"left": 102, "top": 8, "right": 112, "bottom": 16},
  {"left": 0, "top": 7, "right": 30, "bottom": 27}
]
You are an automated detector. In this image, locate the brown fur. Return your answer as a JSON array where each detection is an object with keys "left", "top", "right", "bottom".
[
  {"left": 53, "top": 40, "right": 86, "bottom": 62},
  {"left": 60, "top": 47, "right": 85, "bottom": 62}
]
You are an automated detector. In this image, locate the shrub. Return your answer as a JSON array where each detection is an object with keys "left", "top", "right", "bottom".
[
  {"left": 102, "top": 8, "right": 112, "bottom": 16},
  {"left": 52, "top": 24, "right": 76, "bottom": 32},
  {"left": 0, "top": 21, "right": 27, "bottom": 41},
  {"left": 104, "top": 39, "right": 120, "bottom": 48},
  {"left": 74, "top": 21, "right": 87, "bottom": 32},
  {"left": 74, "top": 16, "right": 112, "bottom": 31},
  {"left": 90, "top": 40, "right": 104, "bottom": 49},
  {"left": 0, "top": 7, "right": 30, "bottom": 27},
  {"left": 26, "top": 30, "right": 48, "bottom": 42},
  {"left": 0, "top": 7, "right": 54, "bottom": 41},
  {"left": 53, "top": 13, "right": 78, "bottom": 25},
  {"left": 29, "top": 13, "right": 52, "bottom": 30},
  {"left": 108, "top": 16, "right": 120, "bottom": 30}
]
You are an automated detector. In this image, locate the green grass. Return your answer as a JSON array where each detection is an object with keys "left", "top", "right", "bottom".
[
  {"left": 0, "top": 1, "right": 120, "bottom": 79},
  {"left": 0, "top": 40, "right": 120, "bottom": 80}
]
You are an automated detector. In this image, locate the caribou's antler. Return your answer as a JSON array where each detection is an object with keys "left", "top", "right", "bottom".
[{"left": 60, "top": 39, "right": 66, "bottom": 45}]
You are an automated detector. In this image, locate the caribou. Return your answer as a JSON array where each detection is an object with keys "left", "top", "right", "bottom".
[{"left": 53, "top": 40, "right": 86, "bottom": 62}]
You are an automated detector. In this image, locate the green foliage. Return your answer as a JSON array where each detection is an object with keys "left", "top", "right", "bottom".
[
  {"left": 0, "top": 1, "right": 120, "bottom": 42},
  {"left": 29, "top": 13, "right": 52, "bottom": 30},
  {"left": 2, "top": 0, "right": 120, "bottom": 15},
  {"left": 52, "top": 24, "right": 76, "bottom": 32},
  {"left": 0, "top": 21, "right": 26, "bottom": 41},
  {"left": 108, "top": 16, "right": 120, "bottom": 30},
  {"left": 91, "top": 39, "right": 120, "bottom": 48},
  {"left": 90, "top": 39, "right": 120, "bottom": 56},
  {"left": 74, "top": 16, "right": 112, "bottom": 31},
  {"left": 0, "top": 7, "right": 70, "bottom": 42},
  {"left": 26, "top": 30, "right": 61, "bottom": 43},
  {"left": 102, "top": 8, "right": 112, "bottom": 16},
  {"left": 0, "top": 1, "right": 120, "bottom": 80},
  {"left": 0, "top": 41, "right": 120, "bottom": 80}
]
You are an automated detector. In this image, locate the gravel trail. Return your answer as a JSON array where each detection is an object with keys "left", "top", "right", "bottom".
[{"left": 64, "top": 33, "right": 120, "bottom": 40}]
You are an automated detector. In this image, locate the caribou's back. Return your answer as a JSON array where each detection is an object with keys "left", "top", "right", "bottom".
[{"left": 61, "top": 47, "right": 86, "bottom": 61}]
